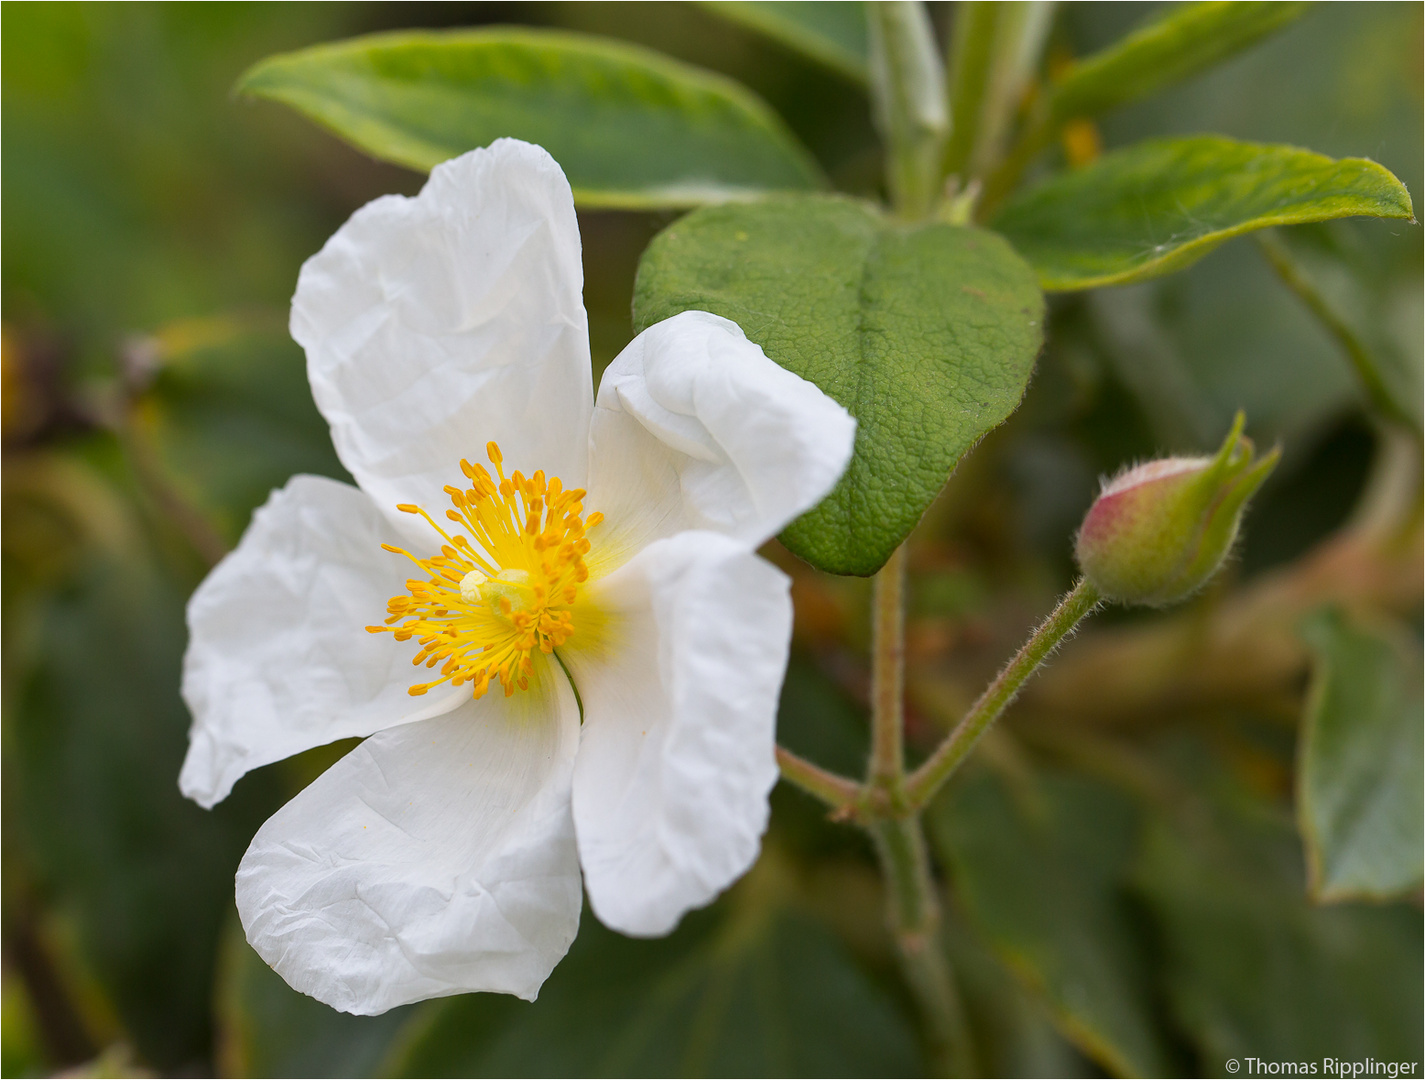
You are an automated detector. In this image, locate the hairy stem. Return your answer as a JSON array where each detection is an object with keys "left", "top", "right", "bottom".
[
  {"left": 870, "top": 816, "right": 975, "bottom": 1077},
  {"left": 869, "top": 543, "right": 909, "bottom": 795},
  {"left": 775, "top": 745, "right": 860, "bottom": 809},
  {"left": 905, "top": 578, "right": 1102, "bottom": 809}
]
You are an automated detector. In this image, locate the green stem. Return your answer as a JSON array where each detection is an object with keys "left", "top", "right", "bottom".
[
  {"left": 867, "top": 0, "right": 948, "bottom": 218},
  {"left": 905, "top": 578, "right": 1102, "bottom": 809},
  {"left": 946, "top": 0, "right": 1056, "bottom": 199},
  {"left": 942, "top": 2, "right": 1001, "bottom": 183},
  {"left": 1255, "top": 231, "right": 1422, "bottom": 439},
  {"left": 870, "top": 816, "right": 975, "bottom": 1077},
  {"left": 775, "top": 745, "right": 860, "bottom": 809},
  {"left": 868, "top": 543, "right": 909, "bottom": 794}
]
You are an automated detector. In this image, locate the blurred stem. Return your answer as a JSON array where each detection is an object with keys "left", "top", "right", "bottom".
[
  {"left": 870, "top": 815, "right": 974, "bottom": 1077},
  {"left": 945, "top": 1, "right": 1056, "bottom": 201},
  {"left": 976, "top": 103, "right": 1052, "bottom": 220},
  {"left": 868, "top": 1, "right": 948, "bottom": 219},
  {"left": 905, "top": 578, "right": 1101, "bottom": 809},
  {"left": 1255, "top": 230, "right": 1422, "bottom": 439},
  {"left": 869, "top": 543, "right": 909, "bottom": 795},
  {"left": 775, "top": 745, "right": 860, "bottom": 809},
  {"left": 942, "top": 2, "right": 1000, "bottom": 184}
]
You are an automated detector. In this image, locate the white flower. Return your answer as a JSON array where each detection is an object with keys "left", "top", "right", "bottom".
[{"left": 178, "top": 139, "right": 855, "bottom": 1015}]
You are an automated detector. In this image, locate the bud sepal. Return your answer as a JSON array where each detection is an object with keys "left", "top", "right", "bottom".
[{"left": 1074, "top": 412, "right": 1280, "bottom": 607}]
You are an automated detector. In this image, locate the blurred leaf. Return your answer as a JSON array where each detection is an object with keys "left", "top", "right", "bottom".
[
  {"left": 140, "top": 320, "right": 347, "bottom": 544},
  {"left": 996, "top": 136, "right": 1414, "bottom": 291},
  {"left": 387, "top": 901, "right": 921, "bottom": 1078},
  {"left": 1, "top": 967, "right": 49, "bottom": 1078},
  {"left": 1135, "top": 783, "right": 1423, "bottom": 1071},
  {"left": 941, "top": 906, "right": 1100, "bottom": 1079},
  {"left": 929, "top": 769, "right": 1174, "bottom": 1078},
  {"left": 1048, "top": 2, "right": 1313, "bottom": 124},
  {"left": 634, "top": 195, "right": 1044, "bottom": 576},
  {"left": 238, "top": 28, "right": 825, "bottom": 208},
  {"left": 1257, "top": 226, "right": 1424, "bottom": 434},
  {"left": 214, "top": 922, "right": 416, "bottom": 1079},
  {"left": 5, "top": 477, "right": 281, "bottom": 1072},
  {"left": 695, "top": 2, "right": 869, "bottom": 84},
  {"left": 1297, "top": 608, "right": 1424, "bottom": 902}
]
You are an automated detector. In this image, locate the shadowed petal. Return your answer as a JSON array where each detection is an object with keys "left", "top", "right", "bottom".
[
  {"left": 180, "top": 475, "right": 465, "bottom": 809},
  {"left": 562, "top": 530, "right": 789, "bottom": 936},
  {"left": 237, "top": 653, "right": 582, "bottom": 1014}
]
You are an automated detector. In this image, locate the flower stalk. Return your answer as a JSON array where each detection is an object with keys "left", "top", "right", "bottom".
[{"left": 905, "top": 577, "right": 1101, "bottom": 809}]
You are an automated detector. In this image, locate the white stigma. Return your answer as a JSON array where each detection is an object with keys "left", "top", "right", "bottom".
[{"left": 459, "top": 569, "right": 488, "bottom": 605}]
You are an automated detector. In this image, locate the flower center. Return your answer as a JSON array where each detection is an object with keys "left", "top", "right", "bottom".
[{"left": 366, "top": 441, "right": 603, "bottom": 699}]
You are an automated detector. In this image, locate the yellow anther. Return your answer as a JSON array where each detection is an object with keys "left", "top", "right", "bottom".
[{"left": 371, "top": 445, "right": 599, "bottom": 700}]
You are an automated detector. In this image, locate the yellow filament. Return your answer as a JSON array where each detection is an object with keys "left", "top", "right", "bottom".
[{"left": 366, "top": 442, "right": 602, "bottom": 699}]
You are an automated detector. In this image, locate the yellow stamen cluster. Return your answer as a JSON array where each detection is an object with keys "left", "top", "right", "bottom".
[{"left": 366, "top": 441, "right": 604, "bottom": 699}]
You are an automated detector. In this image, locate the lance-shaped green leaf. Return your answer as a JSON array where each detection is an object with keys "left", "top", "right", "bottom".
[
  {"left": 1047, "top": 2, "right": 1313, "bottom": 124},
  {"left": 995, "top": 136, "right": 1415, "bottom": 291},
  {"left": 633, "top": 195, "right": 1044, "bottom": 576},
  {"left": 237, "top": 29, "right": 825, "bottom": 209},
  {"left": 929, "top": 769, "right": 1175, "bottom": 1077},
  {"left": 1297, "top": 608, "right": 1424, "bottom": 902},
  {"left": 386, "top": 906, "right": 920, "bottom": 1076},
  {"left": 695, "top": 1, "right": 869, "bottom": 84},
  {"left": 1135, "top": 781, "right": 1423, "bottom": 1069}
]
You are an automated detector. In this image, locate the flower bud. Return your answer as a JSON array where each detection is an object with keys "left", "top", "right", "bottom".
[{"left": 1075, "top": 413, "right": 1279, "bottom": 607}]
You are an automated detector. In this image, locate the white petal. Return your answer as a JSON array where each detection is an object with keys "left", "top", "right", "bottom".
[
  {"left": 563, "top": 531, "right": 789, "bottom": 936},
  {"left": 292, "top": 139, "right": 593, "bottom": 528},
  {"left": 584, "top": 310, "right": 855, "bottom": 572},
  {"left": 180, "top": 475, "right": 466, "bottom": 810},
  {"left": 236, "top": 655, "right": 582, "bottom": 1014}
]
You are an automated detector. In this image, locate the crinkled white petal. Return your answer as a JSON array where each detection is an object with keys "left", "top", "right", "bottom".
[
  {"left": 584, "top": 310, "right": 855, "bottom": 573},
  {"left": 292, "top": 138, "right": 592, "bottom": 535},
  {"left": 180, "top": 475, "right": 466, "bottom": 810},
  {"left": 562, "top": 531, "right": 789, "bottom": 937},
  {"left": 236, "top": 654, "right": 582, "bottom": 1015}
]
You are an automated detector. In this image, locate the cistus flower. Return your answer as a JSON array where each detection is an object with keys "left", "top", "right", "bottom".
[
  {"left": 178, "top": 139, "right": 855, "bottom": 1015},
  {"left": 1074, "top": 412, "right": 1279, "bottom": 606}
]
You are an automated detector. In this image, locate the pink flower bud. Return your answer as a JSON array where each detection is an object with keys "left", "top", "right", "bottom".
[{"left": 1075, "top": 413, "right": 1279, "bottom": 607}]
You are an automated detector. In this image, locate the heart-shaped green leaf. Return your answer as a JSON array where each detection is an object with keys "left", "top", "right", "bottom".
[
  {"left": 995, "top": 136, "right": 1416, "bottom": 291},
  {"left": 633, "top": 195, "right": 1044, "bottom": 576},
  {"left": 237, "top": 29, "right": 825, "bottom": 209},
  {"left": 696, "top": 1, "right": 869, "bottom": 84},
  {"left": 1298, "top": 608, "right": 1424, "bottom": 902}
]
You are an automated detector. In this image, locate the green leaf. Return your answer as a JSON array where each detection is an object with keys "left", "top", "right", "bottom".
[
  {"left": 995, "top": 136, "right": 1416, "bottom": 291},
  {"left": 695, "top": 1, "right": 869, "bottom": 84},
  {"left": 942, "top": 900, "right": 1105, "bottom": 1079},
  {"left": 1257, "top": 226, "right": 1425, "bottom": 435},
  {"left": 928, "top": 769, "right": 1175, "bottom": 1078},
  {"left": 5, "top": 466, "right": 283, "bottom": 1071},
  {"left": 1048, "top": 2, "right": 1314, "bottom": 123},
  {"left": 1135, "top": 783, "right": 1423, "bottom": 1071},
  {"left": 633, "top": 195, "right": 1044, "bottom": 575},
  {"left": 237, "top": 28, "right": 825, "bottom": 209},
  {"left": 214, "top": 922, "right": 417, "bottom": 1078},
  {"left": 1297, "top": 608, "right": 1424, "bottom": 902},
  {"left": 386, "top": 902, "right": 921, "bottom": 1077}
]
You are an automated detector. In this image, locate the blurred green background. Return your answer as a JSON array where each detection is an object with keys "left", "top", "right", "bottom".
[{"left": 2, "top": 3, "right": 1420, "bottom": 1077}]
